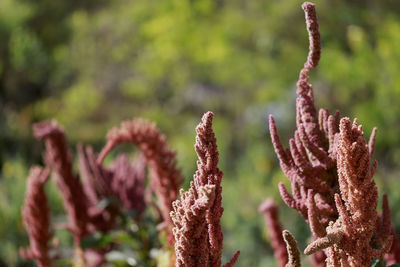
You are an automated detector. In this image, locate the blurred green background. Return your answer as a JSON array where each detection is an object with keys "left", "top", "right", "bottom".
[{"left": 2, "top": 0, "right": 400, "bottom": 266}]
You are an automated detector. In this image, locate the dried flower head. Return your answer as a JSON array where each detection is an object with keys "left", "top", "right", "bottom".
[{"left": 20, "top": 167, "right": 52, "bottom": 267}]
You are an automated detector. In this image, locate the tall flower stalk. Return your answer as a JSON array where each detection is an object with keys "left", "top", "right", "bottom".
[
  {"left": 267, "top": 2, "right": 394, "bottom": 266},
  {"left": 170, "top": 112, "right": 240, "bottom": 267}
]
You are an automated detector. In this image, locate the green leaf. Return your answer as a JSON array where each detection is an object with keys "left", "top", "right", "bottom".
[
  {"left": 97, "top": 197, "right": 120, "bottom": 210},
  {"left": 111, "top": 230, "right": 136, "bottom": 245},
  {"left": 370, "top": 259, "right": 382, "bottom": 267},
  {"left": 81, "top": 232, "right": 114, "bottom": 249}
]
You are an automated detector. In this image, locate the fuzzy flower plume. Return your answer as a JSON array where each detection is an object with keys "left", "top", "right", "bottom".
[
  {"left": 269, "top": 2, "right": 338, "bottom": 229},
  {"left": 268, "top": 3, "right": 338, "bottom": 264},
  {"left": 171, "top": 184, "right": 216, "bottom": 266},
  {"left": 171, "top": 112, "right": 239, "bottom": 267},
  {"left": 194, "top": 111, "right": 225, "bottom": 266},
  {"left": 282, "top": 230, "right": 301, "bottom": 267},
  {"left": 268, "top": 2, "right": 394, "bottom": 266},
  {"left": 33, "top": 121, "right": 88, "bottom": 245},
  {"left": 258, "top": 199, "right": 288, "bottom": 267},
  {"left": 304, "top": 118, "right": 393, "bottom": 266},
  {"left": 97, "top": 118, "right": 182, "bottom": 230},
  {"left": 20, "top": 167, "right": 52, "bottom": 267}
]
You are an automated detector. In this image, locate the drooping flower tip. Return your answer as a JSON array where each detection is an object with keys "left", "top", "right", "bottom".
[
  {"left": 301, "top": 2, "right": 321, "bottom": 69},
  {"left": 96, "top": 117, "right": 183, "bottom": 232},
  {"left": 296, "top": 2, "right": 321, "bottom": 96}
]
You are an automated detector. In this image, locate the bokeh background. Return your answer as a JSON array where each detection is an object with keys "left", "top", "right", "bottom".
[{"left": 2, "top": 0, "right": 400, "bottom": 266}]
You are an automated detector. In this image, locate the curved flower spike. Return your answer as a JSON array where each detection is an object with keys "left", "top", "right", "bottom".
[
  {"left": 97, "top": 117, "right": 183, "bottom": 238},
  {"left": 282, "top": 230, "right": 301, "bottom": 267}
]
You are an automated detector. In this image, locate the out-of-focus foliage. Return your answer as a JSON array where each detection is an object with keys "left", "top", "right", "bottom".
[{"left": 2, "top": 0, "right": 400, "bottom": 266}]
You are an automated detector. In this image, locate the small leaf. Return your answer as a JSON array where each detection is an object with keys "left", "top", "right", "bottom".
[
  {"left": 111, "top": 230, "right": 136, "bottom": 244},
  {"left": 370, "top": 259, "right": 382, "bottom": 267},
  {"left": 97, "top": 196, "right": 120, "bottom": 209},
  {"left": 81, "top": 232, "right": 114, "bottom": 248}
]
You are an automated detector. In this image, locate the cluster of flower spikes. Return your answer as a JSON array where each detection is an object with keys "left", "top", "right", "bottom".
[
  {"left": 303, "top": 118, "right": 393, "bottom": 265},
  {"left": 79, "top": 140, "right": 148, "bottom": 265},
  {"left": 170, "top": 112, "right": 240, "bottom": 267},
  {"left": 269, "top": 1, "right": 339, "bottom": 228},
  {"left": 269, "top": 2, "right": 341, "bottom": 263},
  {"left": 22, "top": 118, "right": 179, "bottom": 266},
  {"left": 97, "top": 117, "right": 183, "bottom": 240},
  {"left": 269, "top": 2, "right": 394, "bottom": 266},
  {"left": 79, "top": 148, "right": 147, "bottom": 266},
  {"left": 78, "top": 145, "right": 146, "bottom": 222}
]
